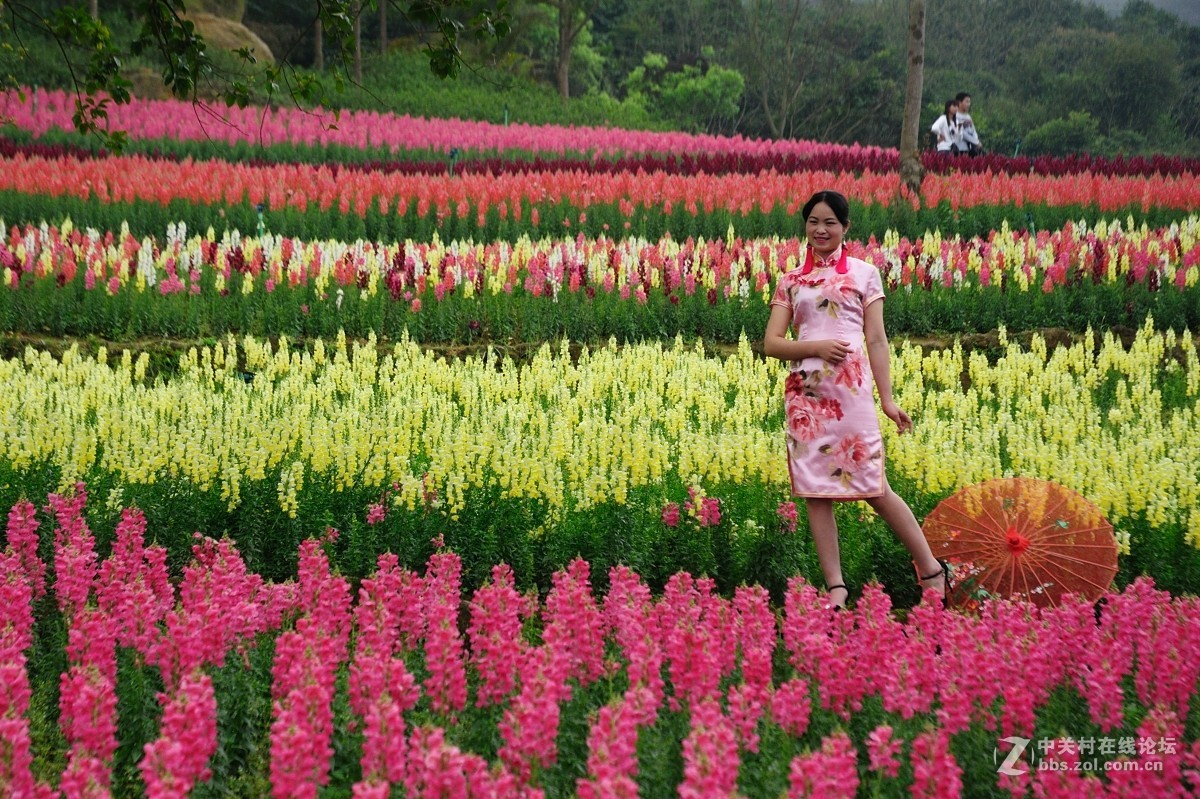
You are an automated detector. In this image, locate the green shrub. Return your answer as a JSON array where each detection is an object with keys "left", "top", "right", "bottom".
[
  {"left": 624, "top": 50, "right": 745, "bottom": 134},
  {"left": 1021, "top": 111, "right": 1101, "bottom": 156}
]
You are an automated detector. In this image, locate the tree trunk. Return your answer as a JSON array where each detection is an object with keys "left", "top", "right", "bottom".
[
  {"left": 314, "top": 16, "right": 324, "bottom": 71},
  {"left": 89, "top": 0, "right": 99, "bottom": 19},
  {"left": 898, "top": 0, "right": 926, "bottom": 199},
  {"left": 379, "top": 0, "right": 387, "bottom": 56},
  {"left": 353, "top": 1, "right": 362, "bottom": 83},
  {"left": 556, "top": 3, "right": 571, "bottom": 100}
]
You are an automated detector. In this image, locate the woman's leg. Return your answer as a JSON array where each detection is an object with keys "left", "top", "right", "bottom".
[
  {"left": 805, "top": 497, "right": 848, "bottom": 607},
  {"left": 865, "top": 483, "right": 946, "bottom": 598}
]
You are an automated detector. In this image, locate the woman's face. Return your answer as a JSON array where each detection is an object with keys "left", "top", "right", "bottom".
[{"left": 805, "top": 201, "right": 847, "bottom": 258}]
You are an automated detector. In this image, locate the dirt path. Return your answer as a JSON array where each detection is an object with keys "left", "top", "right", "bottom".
[{"left": 0, "top": 326, "right": 1140, "bottom": 374}]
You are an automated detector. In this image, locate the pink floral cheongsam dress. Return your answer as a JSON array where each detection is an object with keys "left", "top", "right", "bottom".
[{"left": 769, "top": 246, "right": 887, "bottom": 499}]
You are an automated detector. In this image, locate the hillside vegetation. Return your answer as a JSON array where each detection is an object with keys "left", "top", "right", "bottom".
[{"left": 2, "top": 0, "right": 1198, "bottom": 156}]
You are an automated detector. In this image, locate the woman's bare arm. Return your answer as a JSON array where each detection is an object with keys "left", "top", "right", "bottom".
[{"left": 864, "top": 299, "right": 912, "bottom": 433}]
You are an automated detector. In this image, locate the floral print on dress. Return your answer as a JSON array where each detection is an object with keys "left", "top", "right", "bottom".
[
  {"left": 820, "top": 433, "right": 881, "bottom": 488},
  {"left": 786, "top": 395, "right": 827, "bottom": 447},
  {"left": 833, "top": 350, "right": 867, "bottom": 393},
  {"left": 818, "top": 272, "right": 859, "bottom": 314},
  {"left": 770, "top": 252, "right": 888, "bottom": 498},
  {"left": 785, "top": 392, "right": 844, "bottom": 454},
  {"left": 785, "top": 368, "right": 826, "bottom": 396}
]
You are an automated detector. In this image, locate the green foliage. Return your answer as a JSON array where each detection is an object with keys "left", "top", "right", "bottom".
[
  {"left": 504, "top": 2, "right": 606, "bottom": 97},
  {"left": 112, "top": 650, "right": 164, "bottom": 796},
  {"left": 193, "top": 635, "right": 276, "bottom": 799},
  {"left": 1083, "top": 34, "right": 1181, "bottom": 135},
  {"left": 624, "top": 49, "right": 744, "bottom": 134},
  {"left": 334, "top": 48, "right": 663, "bottom": 129},
  {"left": 1021, "top": 111, "right": 1102, "bottom": 157},
  {"left": 918, "top": 0, "right": 1199, "bottom": 156},
  {"left": 25, "top": 594, "right": 69, "bottom": 785},
  {"left": 730, "top": 0, "right": 904, "bottom": 142}
]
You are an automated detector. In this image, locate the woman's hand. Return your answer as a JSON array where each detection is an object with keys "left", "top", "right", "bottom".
[
  {"left": 882, "top": 400, "right": 912, "bottom": 434},
  {"left": 812, "top": 339, "right": 852, "bottom": 364}
]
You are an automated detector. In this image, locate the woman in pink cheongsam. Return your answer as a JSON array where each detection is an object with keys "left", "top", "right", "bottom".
[{"left": 764, "top": 190, "right": 947, "bottom": 610}]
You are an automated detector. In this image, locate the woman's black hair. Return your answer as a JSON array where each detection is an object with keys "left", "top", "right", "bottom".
[
  {"left": 945, "top": 99, "right": 958, "bottom": 118},
  {"left": 802, "top": 190, "right": 850, "bottom": 226}
]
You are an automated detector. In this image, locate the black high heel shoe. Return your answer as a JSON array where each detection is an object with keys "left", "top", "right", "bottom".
[
  {"left": 825, "top": 583, "right": 851, "bottom": 611},
  {"left": 918, "top": 559, "right": 951, "bottom": 608}
]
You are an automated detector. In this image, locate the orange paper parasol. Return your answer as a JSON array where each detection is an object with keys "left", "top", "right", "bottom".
[{"left": 921, "top": 478, "right": 1118, "bottom": 608}]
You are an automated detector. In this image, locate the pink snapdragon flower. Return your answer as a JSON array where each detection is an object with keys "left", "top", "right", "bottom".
[
  {"left": 542, "top": 559, "right": 607, "bottom": 687},
  {"left": 727, "top": 585, "right": 775, "bottom": 752},
  {"left": 771, "top": 678, "right": 813, "bottom": 738},
  {"left": 96, "top": 508, "right": 173, "bottom": 658},
  {"left": 679, "top": 699, "right": 740, "bottom": 799},
  {"left": 269, "top": 537, "right": 351, "bottom": 799},
  {"left": 58, "top": 607, "right": 119, "bottom": 799},
  {"left": 698, "top": 497, "right": 721, "bottom": 527},
  {"left": 6, "top": 500, "right": 44, "bottom": 598},
  {"left": 405, "top": 726, "right": 522, "bottom": 799},
  {"left": 141, "top": 670, "right": 218, "bottom": 799},
  {"left": 787, "top": 730, "right": 858, "bottom": 799},
  {"left": 659, "top": 573, "right": 734, "bottom": 711},
  {"left": 866, "top": 725, "right": 902, "bottom": 778},
  {"left": 909, "top": 730, "right": 962, "bottom": 799},
  {"left": 777, "top": 500, "right": 798, "bottom": 533},
  {"left": 422, "top": 551, "right": 468, "bottom": 716},
  {"left": 468, "top": 563, "right": 531, "bottom": 707},
  {"left": 1104, "top": 705, "right": 1187, "bottom": 798},
  {"left": 0, "top": 551, "right": 53, "bottom": 799},
  {"left": 149, "top": 535, "right": 278, "bottom": 688},
  {"left": 604, "top": 566, "right": 664, "bottom": 727},
  {"left": 498, "top": 644, "right": 571, "bottom": 783},
  {"left": 49, "top": 484, "right": 97, "bottom": 618},
  {"left": 350, "top": 554, "right": 422, "bottom": 791},
  {"left": 576, "top": 698, "right": 640, "bottom": 799}
]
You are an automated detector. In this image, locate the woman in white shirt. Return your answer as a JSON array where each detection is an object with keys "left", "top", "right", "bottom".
[{"left": 930, "top": 99, "right": 961, "bottom": 153}]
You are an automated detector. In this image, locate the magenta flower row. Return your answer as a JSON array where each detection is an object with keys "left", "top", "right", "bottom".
[
  {"left": 4, "top": 91, "right": 1198, "bottom": 178},
  {"left": 3, "top": 488, "right": 1200, "bottom": 797}
]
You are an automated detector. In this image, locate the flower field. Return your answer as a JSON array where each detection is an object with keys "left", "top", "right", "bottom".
[
  {"left": 1, "top": 324, "right": 1198, "bottom": 592},
  {"left": 6, "top": 90, "right": 1200, "bottom": 178},
  {"left": 4, "top": 149, "right": 1200, "bottom": 223},
  {"left": 2, "top": 94, "right": 1199, "bottom": 797},
  {"left": 1, "top": 216, "right": 1198, "bottom": 341},
  {"left": 3, "top": 505, "right": 1200, "bottom": 799}
]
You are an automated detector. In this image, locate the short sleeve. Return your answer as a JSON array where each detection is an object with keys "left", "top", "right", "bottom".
[
  {"left": 769, "top": 275, "right": 793, "bottom": 311},
  {"left": 862, "top": 264, "right": 885, "bottom": 307}
]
